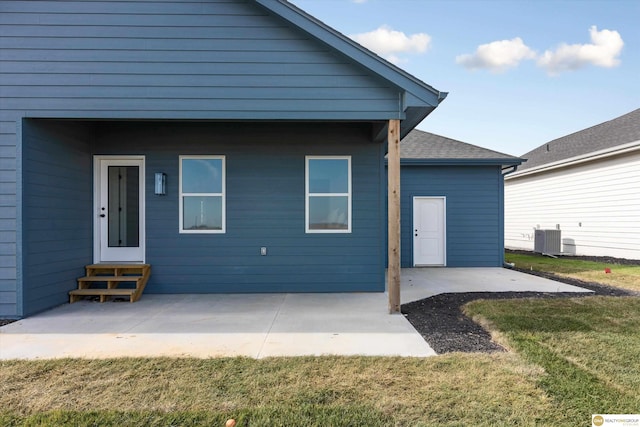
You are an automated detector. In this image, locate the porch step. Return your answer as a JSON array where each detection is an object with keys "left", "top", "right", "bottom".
[
  {"left": 69, "top": 288, "right": 136, "bottom": 303},
  {"left": 85, "top": 264, "right": 150, "bottom": 276},
  {"left": 70, "top": 264, "right": 151, "bottom": 304},
  {"left": 77, "top": 276, "right": 141, "bottom": 283}
]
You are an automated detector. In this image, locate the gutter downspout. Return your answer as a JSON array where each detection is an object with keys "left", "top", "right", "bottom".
[
  {"left": 502, "top": 164, "right": 519, "bottom": 268},
  {"left": 501, "top": 164, "right": 519, "bottom": 176}
]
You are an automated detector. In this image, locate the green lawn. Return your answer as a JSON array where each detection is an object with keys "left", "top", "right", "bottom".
[
  {"left": 4, "top": 295, "right": 639, "bottom": 426},
  {"left": 2, "top": 255, "right": 639, "bottom": 426},
  {"left": 505, "top": 252, "right": 640, "bottom": 292},
  {"left": 465, "top": 296, "right": 640, "bottom": 425}
]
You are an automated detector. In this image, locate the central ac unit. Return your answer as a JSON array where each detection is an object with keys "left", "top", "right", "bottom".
[{"left": 534, "top": 229, "right": 562, "bottom": 255}]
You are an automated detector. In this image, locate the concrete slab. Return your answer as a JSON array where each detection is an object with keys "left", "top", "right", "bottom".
[
  {"left": 262, "top": 293, "right": 430, "bottom": 357},
  {"left": 400, "top": 267, "right": 592, "bottom": 304},
  {"left": 0, "top": 268, "right": 592, "bottom": 360},
  {"left": 0, "top": 293, "right": 435, "bottom": 359}
]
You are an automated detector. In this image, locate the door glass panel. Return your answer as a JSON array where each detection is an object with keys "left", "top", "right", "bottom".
[{"left": 108, "top": 166, "right": 140, "bottom": 247}]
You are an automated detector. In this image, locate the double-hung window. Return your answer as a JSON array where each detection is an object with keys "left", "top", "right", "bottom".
[
  {"left": 305, "top": 156, "right": 351, "bottom": 233},
  {"left": 179, "top": 155, "right": 225, "bottom": 233}
]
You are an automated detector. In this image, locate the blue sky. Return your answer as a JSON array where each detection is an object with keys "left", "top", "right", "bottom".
[{"left": 289, "top": 0, "right": 639, "bottom": 156}]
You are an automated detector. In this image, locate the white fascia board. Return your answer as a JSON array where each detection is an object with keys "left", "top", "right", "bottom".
[{"left": 506, "top": 140, "right": 640, "bottom": 180}]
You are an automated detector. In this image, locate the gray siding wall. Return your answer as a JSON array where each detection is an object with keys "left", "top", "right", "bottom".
[
  {"left": 0, "top": 0, "right": 400, "bottom": 120},
  {"left": 94, "top": 122, "right": 385, "bottom": 293},
  {"left": 401, "top": 165, "right": 505, "bottom": 267},
  {"left": 22, "top": 120, "right": 93, "bottom": 316}
]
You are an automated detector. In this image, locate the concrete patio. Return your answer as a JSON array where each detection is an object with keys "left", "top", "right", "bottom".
[{"left": 0, "top": 268, "right": 591, "bottom": 360}]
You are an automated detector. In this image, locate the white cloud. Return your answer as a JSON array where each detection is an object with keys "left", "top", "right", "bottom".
[
  {"left": 349, "top": 25, "right": 431, "bottom": 63},
  {"left": 456, "top": 37, "right": 536, "bottom": 73},
  {"left": 537, "top": 26, "right": 624, "bottom": 75}
]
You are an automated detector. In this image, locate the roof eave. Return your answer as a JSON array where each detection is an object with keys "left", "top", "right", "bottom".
[
  {"left": 388, "top": 158, "right": 524, "bottom": 166},
  {"left": 253, "top": 0, "right": 447, "bottom": 111},
  {"left": 507, "top": 139, "right": 640, "bottom": 179},
  {"left": 401, "top": 106, "right": 437, "bottom": 139}
]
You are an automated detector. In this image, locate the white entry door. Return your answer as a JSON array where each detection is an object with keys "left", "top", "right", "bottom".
[
  {"left": 94, "top": 157, "right": 145, "bottom": 263},
  {"left": 413, "top": 197, "right": 446, "bottom": 266}
]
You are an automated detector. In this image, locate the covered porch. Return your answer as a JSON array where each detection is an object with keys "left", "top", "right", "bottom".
[{"left": 20, "top": 119, "right": 394, "bottom": 316}]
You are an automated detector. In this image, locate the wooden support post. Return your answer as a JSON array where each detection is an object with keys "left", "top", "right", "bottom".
[{"left": 387, "top": 119, "right": 401, "bottom": 314}]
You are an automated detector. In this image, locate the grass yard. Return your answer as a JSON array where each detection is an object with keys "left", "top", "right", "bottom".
[
  {"left": 2, "top": 254, "right": 639, "bottom": 426},
  {"left": 3, "top": 294, "right": 640, "bottom": 426},
  {"left": 505, "top": 252, "right": 640, "bottom": 292},
  {"left": 1, "top": 355, "right": 556, "bottom": 426},
  {"left": 465, "top": 296, "right": 640, "bottom": 425}
]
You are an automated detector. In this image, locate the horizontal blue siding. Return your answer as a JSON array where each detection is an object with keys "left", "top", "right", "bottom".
[
  {"left": 22, "top": 120, "right": 94, "bottom": 316},
  {"left": 0, "top": 0, "right": 401, "bottom": 121},
  {"left": 95, "top": 121, "right": 384, "bottom": 294},
  {"left": 0, "top": 118, "right": 17, "bottom": 317},
  {"left": 400, "top": 165, "right": 504, "bottom": 267},
  {"left": 0, "top": 0, "right": 400, "bottom": 316},
  {"left": 18, "top": 120, "right": 383, "bottom": 315}
]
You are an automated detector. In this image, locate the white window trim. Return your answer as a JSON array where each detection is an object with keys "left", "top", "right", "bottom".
[
  {"left": 305, "top": 155, "right": 352, "bottom": 234},
  {"left": 179, "top": 155, "right": 226, "bottom": 234}
]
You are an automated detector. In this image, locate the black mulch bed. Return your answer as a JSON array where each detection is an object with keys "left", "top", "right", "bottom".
[{"left": 402, "top": 269, "right": 639, "bottom": 355}]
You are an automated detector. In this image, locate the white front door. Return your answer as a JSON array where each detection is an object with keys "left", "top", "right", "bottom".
[
  {"left": 413, "top": 197, "right": 446, "bottom": 266},
  {"left": 94, "top": 157, "right": 145, "bottom": 263}
]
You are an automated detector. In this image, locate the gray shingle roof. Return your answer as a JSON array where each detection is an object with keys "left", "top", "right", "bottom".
[
  {"left": 400, "top": 129, "right": 521, "bottom": 163},
  {"left": 518, "top": 108, "right": 640, "bottom": 171}
]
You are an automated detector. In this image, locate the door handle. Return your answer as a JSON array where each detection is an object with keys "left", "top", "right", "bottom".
[{"left": 100, "top": 214, "right": 106, "bottom": 218}]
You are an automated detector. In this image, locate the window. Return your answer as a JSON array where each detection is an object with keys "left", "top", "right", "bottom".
[
  {"left": 179, "top": 156, "right": 225, "bottom": 233},
  {"left": 305, "top": 156, "right": 351, "bottom": 233}
]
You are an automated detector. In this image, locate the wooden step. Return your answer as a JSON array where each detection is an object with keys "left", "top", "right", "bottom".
[
  {"left": 86, "top": 264, "right": 150, "bottom": 269},
  {"left": 70, "top": 263, "right": 151, "bottom": 304},
  {"left": 76, "top": 276, "right": 142, "bottom": 290},
  {"left": 69, "top": 288, "right": 136, "bottom": 303},
  {"left": 86, "top": 264, "right": 150, "bottom": 276},
  {"left": 78, "top": 276, "right": 142, "bottom": 282}
]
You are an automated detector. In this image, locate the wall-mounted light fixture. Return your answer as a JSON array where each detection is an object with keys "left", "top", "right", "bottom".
[{"left": 154, "top": 172, "right": 166, "bottom": 195}]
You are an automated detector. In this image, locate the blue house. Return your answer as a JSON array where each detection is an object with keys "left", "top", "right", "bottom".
[
  {"left": 397, "top": 130, "right": 522, "bottom": 268},
  {"left": 0, "top": 0, "right": 446, "bottom": 318}
]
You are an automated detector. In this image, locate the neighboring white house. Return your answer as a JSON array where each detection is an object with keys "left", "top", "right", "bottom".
[{"left": 505, "top": 108, "right": 640, "bottom": 259}]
